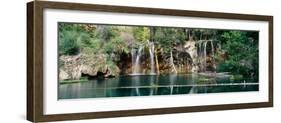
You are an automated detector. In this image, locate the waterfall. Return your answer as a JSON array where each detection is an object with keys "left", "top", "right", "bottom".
[
  {"left": 183, "top": 40, "right": 217, "bottom": 73},
  {"left": 170, "top": 51, "right": 178, "bottom": 73},
  {"left": 198, "top": 41, "right": 204, "bottom": 71},
  {"left": 132, "top": 46, "right": 143, "bottom": 74},
  {"left": 148, "top": 41, "right": 156, "bottom": 74},
  {"left": 131, "top": 48, "right": 136, "bottom": 72},
  {"left": 197, "top": 40, "right": 216, "bottom": 72},
  {"left": 197, "top": 40, "right": 205, "bottom": 72},
  {"left": 203, "top": 41, "right": 208, "bottom": 71},
  {"left": 210, "top": 40, "right": 216, "bottom": 71},
  {"left": 131, "top": 41, "right": 156, "bottom": 75}
]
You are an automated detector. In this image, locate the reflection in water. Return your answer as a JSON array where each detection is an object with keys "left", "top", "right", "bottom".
[
  {"left": 134, "top": 76, "right": 140, "bottom": 96},
  {"left": 169, "top": 74, "right": 176, "bottom": 94},
  {"left": 59, "top": 74, "right": 258, "bottom": 99}
]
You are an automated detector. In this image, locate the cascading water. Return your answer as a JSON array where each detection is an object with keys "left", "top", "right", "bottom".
[
  {"left": 148, "top": 41, "right": 156, "bottom": 74},
  {"left": 198, "top": 41, "right": 204, "bottom": 71},
  {"left": 132, "top": 46, "right": 143, "bottom": 75},
  {"left": 131, "top": 48, "right": 136, "bottom": 72},
  {"left": 210, "top": 40, "right": 216, "bottom": 71},
  {"left": 197, "top": 40, "right": 216, "bottom": 72},
  {"left": 197, "top": 40, "right": 204, "bottom": 72},
  {"left": 203, "top": 41, "right": 207, "bottom": 71},
  {"left": 131, "top": 41, "right": 157, "bottom": 75}
]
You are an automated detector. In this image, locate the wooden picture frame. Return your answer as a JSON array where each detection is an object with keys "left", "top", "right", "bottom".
[{"left": 27, "top": 1, "right": 273, "bottom": 122}]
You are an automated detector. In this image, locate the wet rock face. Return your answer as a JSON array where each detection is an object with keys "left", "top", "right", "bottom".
[
  {"left": 184, "top": 40, "right": 217, "bottom": 73},
  {"left": 59, "top": 54, "right": 120, "bottom": 80},
  {"left": 184, "top": 40, "right": 198, "bottom": 72}
]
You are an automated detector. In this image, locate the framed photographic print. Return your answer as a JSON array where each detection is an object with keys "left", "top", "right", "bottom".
[{"left": 27, "top": 1, "right": 273, "bottom": 122}]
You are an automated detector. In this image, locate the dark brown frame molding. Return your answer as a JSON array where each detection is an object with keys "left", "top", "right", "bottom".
[{"left": 27, "top": 1, "right": 273, "bottom": 122}]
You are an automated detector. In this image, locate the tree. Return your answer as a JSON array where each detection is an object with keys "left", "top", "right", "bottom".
[
  {"left": 154, "top": 27, "right": 185, "bottom": 54},
  {"left": 58, "top": 23, "right": 90, "bottom": 55},
  {"left": 133, "top": 27, "right": 150, "bottom": 44},
  {"left": 217, "top": 31, "right": 259, "bottom": 80}
]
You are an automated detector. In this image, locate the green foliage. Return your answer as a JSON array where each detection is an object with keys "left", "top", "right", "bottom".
[
  {"left": 217, "top": 31, "right": 259, "bottom": 80},
  {"left": 59, "top": 30, "right": 79, "bottom": 55},
  {"left": 104, "top": 36, "right": 130, "bottom": 54},
  {"left": 59, "top": 23, "right": 90, "bottom": 55},
  {"left": 95, "top": 26, "right": 116, "bottom": 42},
  {"left": 154, "top": 27, "right": 185, "bottom": 54},
  {"left": 133, "top": 27, "right": 150, "bottom": 43}
]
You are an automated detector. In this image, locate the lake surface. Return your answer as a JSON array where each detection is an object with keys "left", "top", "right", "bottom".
[{"left": 59, "top": 74, "right": 258, "bottom": 99}]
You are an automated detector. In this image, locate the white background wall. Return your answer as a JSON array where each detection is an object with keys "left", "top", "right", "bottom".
[{"left": 0, "top": 0, "right": 280, "bottom": 122}]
